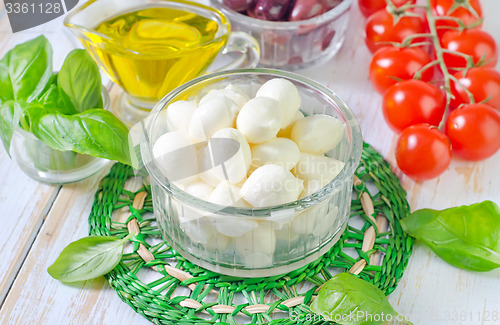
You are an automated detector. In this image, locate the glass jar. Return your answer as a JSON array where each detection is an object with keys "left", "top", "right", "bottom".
[
  {"left": 10, "top": 88, "right": 111, "bottom": 184},
  {"left": 141, "top": 69, "right": 362, "bottom": 277},
  {"left": 210, "top": 0, "right": 353, "bottom": 70}
]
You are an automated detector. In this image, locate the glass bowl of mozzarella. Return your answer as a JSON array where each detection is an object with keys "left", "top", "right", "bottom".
[{"left": 141, "top": 69, "right": 362, "bottom": 277}]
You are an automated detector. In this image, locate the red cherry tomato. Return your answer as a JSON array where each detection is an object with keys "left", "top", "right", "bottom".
[
  {"left": 450, "top": 67, "right": 500, "bottom": 110},
  {"left": 441, "top": 29, "right": 498, "bottom": 70},
  {"left": 358, "top": 0, "right": 416, "bottom": 18},
  {"left": 430, "top": 0, "right": 482, "bottom": 35},
  {"left": 369, "top": 46, "right": 434, "bottom": 94},
  {"left": 396, "top": 124, "right": 452, "bottom": 181},
  {"left": 445, "top": 103, "right": 500, "bottom": 161},
  {"left": 365, "top": 10, "right": 427, "bottom": 53},
  {"left": 382, "top": 80, "right": 445, "bottom": 133}
]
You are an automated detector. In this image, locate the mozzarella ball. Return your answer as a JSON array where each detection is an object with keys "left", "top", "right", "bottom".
[
  {"left": 241, "top": 164, "right": 303, "bottom": 207},
  {"left": 208, "top": 182, "right": 256, "bottom": 237},
  {"left": 290, "top": 200, "right": 329, "bottom": 235},
  {"left": 274, "top": 223, "right": 300, "bottom": 242},
  {"left": 225, "top": 84, "right": 252, "bottom": 98},
  {"left": 199, "top": 88, "right": 250, "bottom": 111},
  {"left": 293, "top": 153, "right": 345, "bottom": 183},
  {"left": 313, "top": 205, "right": 339, "bottom": 237},
  {"left": 188, "top": 96, "right": 238, "bottom": 142},
  {"left": 236, "top": 97, "right": 283, "bottom": 144},
  {"left": 277, "top": 110, "right": 305, "bottom": 138},
  {"left": 256, "top": 78, "right": 301, "bottom": 128},
  {"left": 176, "top": 202, "right": 205, "bottom": 222},
  {"left": 205, "top": 232, "right": 230, "bottom": 251},
  {"left": 199, "top": 168, "right": 223, "bottom": 187},
  {"left": 251, "top": 138, "right": 300, "bottom": 171},
  {"left": 165, "top": 100, "right": 197, "bottom": 133},
  {"left": 268, "top": 208, "right": 298, "bottom": 227},
  {"left": 234, "top": 224, "right": 276, "bottom": 261},
  {"left": 208, "top": 181, "right": 250, "bottom": 208},
  {"left": 199, "top": 128, "right": 251, "bottom": 184},
  {"left": 211, "top": 214, "right": 258, "bottom": 237},
  {"left": 291, "top": 208, "right": 317, "bottom": 234},
  {"left": 153, "top": 131, "right": 198, "bottom": 184},
  {"left": 299, "top": 179, "right": 327, "bottom": 199},
  {"left": 291, "top": 114, "right": 345, "bottom": 154},
  {"left": 179, "top": 216, "right": 214, "bottom": 244},
  {"left": 184, "top": 181, "right": 214, "bottom": 201}
]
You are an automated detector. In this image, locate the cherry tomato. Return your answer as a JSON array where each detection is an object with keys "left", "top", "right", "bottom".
[
  {"left": 358, "top": 0, "right": 416, "bottom": 18},
  {"left": 369, "top": 46, "right": 434, "bottom": 94},
  {"left": 445, "top": 103, "right": 500, "bottom": 161},
  {"left": 441, "top": 29, "right": 498, "bottom": 70},
  {"left": 450, "top": 67, "right": 500, "bottom": 110},
  {"left": 396, "top": 124, "right": 452, "bottom": 181},
  {"left": 382, "top": 80, "right": 445, "bottom": 133},
  {"left": 430, "top": 0, "right": 482, "bottom": 36},
  {"left": 365, "top": 10, "right": 427, "bottom": 53}
]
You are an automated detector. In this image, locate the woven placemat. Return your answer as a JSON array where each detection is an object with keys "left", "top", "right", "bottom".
[{"left": 89, "top": 142, "right": 412, "bottom": 324}]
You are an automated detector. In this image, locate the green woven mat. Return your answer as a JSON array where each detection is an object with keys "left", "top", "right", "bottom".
[{"left": 89, "top": 142, "right": 412, "bottom": 324}]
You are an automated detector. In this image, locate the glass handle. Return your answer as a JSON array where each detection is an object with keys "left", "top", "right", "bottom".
[{"left": 209, "top": 31, "right": 260, "bottom": 72}]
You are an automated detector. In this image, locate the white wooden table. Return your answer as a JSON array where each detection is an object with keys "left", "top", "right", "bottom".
[{"left": 0, "top": 1, "right": 499, "bottom": 324}]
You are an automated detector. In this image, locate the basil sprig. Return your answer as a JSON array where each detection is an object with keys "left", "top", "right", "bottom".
[
  {"left": 401, "top": 200, "right": 500, "bottom": 272},
  {"left": 48, "top": 233, "right": 133, "bottom": 283},
  {"left": 0, "top": 35, "right": 133, "bottom": 166},
  {"left": 1, "top": 35, "right": 52, "bottom": 102},
  {"left": 311, "top": 273, "right": 410, "bottom": 325}
]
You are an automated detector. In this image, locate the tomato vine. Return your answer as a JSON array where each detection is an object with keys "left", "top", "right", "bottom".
[{"left": 361, "top": 0, "right": 500, "bottom": 180}]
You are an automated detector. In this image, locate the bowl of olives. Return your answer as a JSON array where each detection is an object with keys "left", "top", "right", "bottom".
[{"left": 210, "top": 0, "right": 353, "bottom": 70}]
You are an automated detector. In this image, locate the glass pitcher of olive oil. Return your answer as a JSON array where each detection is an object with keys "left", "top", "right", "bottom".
[{"left": 64, "top": 0, "right": 259, "bottom": 126}]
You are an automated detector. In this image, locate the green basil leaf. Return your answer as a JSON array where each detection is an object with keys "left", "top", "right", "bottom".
[
  {"left": 30, "top": 109, "right": 133, "bottom": 166},
  {"left": 47, "top": 235, "right": 130, "bottom": 282},
  {"left": 2, "top": 35, "right": 52, "bottom": 101},
  {"left": 401, "top": 201, "right": 500, "bottom": 272},
  {"left": 0, "top": 59, "right": 14, "bottom": 101},
  {"left": 58, "top": 49, "right": 102, "bottom": 113},
  {"left": 310, "top": 273, "right": 401, "bottom": 325},
  {"left": 0, "top": 100, "right": 33, "bottom": 154},
  {"left": 37, "top": 84, "right": 76, "bottom": 115}
]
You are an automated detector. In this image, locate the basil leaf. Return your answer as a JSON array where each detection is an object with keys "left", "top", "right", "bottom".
[
  {"left": 30, "top": 109, "right": 133, "bottom": 166},
  {"left": 58, "top": 49, "right": 102, "bottom": 113},
  {"left": 0, "top": 59, "right": 14, "bottom": 102},
  {"left": 401, "top": 201, "right": 500, "bottom": 272},
  {"left": 0, "top": 100, "right": 32, "bottom": 154},
  {"left": 310, "top": 273, "right": 400, "bottom": 325},
  {"left": 2, "top": 35, "right": 52, "bottom": 101},
  {"left": 47, "top": 235, "right": 130, "bottom": 282},
  {"left": 37, "top": 84, "right": 76, "bottom": 115}
]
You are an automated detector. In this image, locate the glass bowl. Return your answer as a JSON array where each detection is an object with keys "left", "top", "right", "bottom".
[
  {"left": 141, "top": 69, "right": 362, "bottom": 277},
  {"left": 209, "top": 0, "right": 353, "bottom": 70},
  {"left": 10, "top": 88, "right": 111, "bottom": 184}
]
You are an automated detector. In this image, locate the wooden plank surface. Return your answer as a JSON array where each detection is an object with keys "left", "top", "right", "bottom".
[
  {"left": 0, "top": 0, "right": 499, "bottom": 324},
  {"left": 0, "top": 14, "right": 81, "bottom": 305},
  {"left": 0, "top": 151, "right": 59, "bottom": 304}
]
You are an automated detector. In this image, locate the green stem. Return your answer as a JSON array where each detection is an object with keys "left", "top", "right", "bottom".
[
  {"left": 449, "top": 74, "right": 476, "bottom": 104},
  {"left": 414, "top": 60, "right": 440, "bottom": 80},
  {"left": 425, "top": 0, "right": 454, "bottom": 130}
]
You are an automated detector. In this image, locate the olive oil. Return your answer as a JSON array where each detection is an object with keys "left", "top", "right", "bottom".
[{"left": 83, "top": 7, "right": 225, "bottom": 102}]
